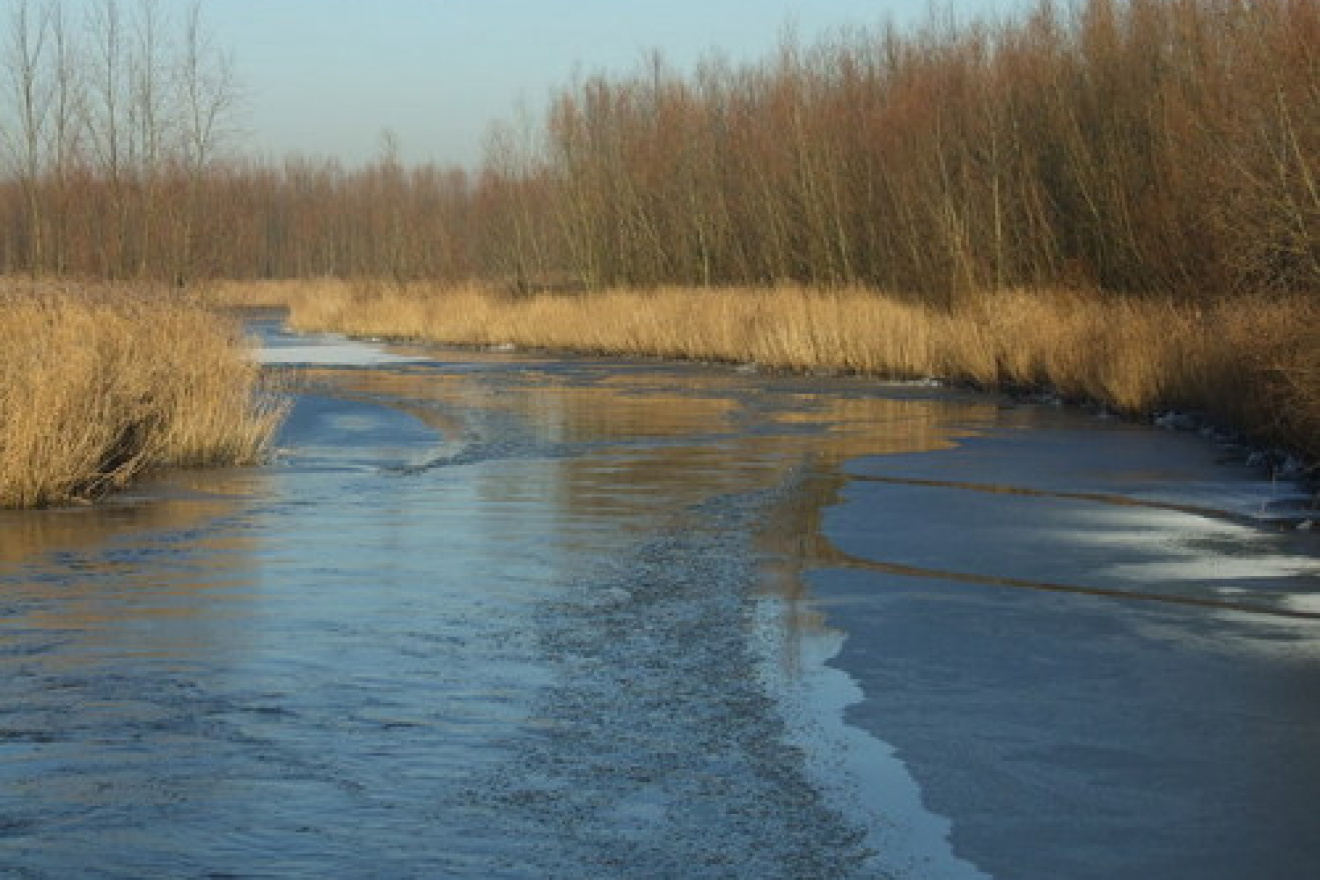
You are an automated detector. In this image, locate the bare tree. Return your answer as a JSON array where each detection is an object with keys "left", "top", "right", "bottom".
[
  {"left": 83, "top": 0, "right": 129, "bottom": 274},
  {"left": 175, "top": 0, "right": 239, "bottom": 280},
  {"left": 2, "top": 0, "right": 53, "bottom": 273},
  {"left": 47, "top": 0, "right": 84, "bottom": 274}
]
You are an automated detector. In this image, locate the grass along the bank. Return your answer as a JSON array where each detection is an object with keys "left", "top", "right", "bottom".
[
  {"left": 0, "top": 282, "right": 286, "bottom": 509},
  {"left": 231, "top": 279, "right": 1317, "bottom": 463}
]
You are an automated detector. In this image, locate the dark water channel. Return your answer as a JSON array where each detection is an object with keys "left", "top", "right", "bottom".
[{"left": 2, "top": 316, "right": 1318, "bottom": 879}]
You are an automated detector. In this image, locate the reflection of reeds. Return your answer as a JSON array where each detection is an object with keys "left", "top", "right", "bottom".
[
  {"left": 237, "top": 279, "right": 1316, "bottom": 460},
  {"left": 0, "top": 282, "right": 286, "bottom": 509}
]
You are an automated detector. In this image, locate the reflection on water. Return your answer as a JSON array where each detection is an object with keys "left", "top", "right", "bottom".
[
  {"left": 0, "top": 467, "right": 268, "bottom": 676},
  {"left": 3, "top": 320, "right": 1317, "bottom": 878},
  {"left": 0, "top": 467, "right": 265, "bottom": 566}
]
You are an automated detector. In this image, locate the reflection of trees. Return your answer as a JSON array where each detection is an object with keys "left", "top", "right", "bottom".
[
  {"left": 5, "top": 358, "right": 998, "bottom": 678},
  {"left": 0, "top": 468, "right": 266, "bottom": 666},
  {"left": 0, "top": 467, "right": 264, "bottom": 565},
  {"left": 303, "top": 361, "right": 995, "bottom": 561}
]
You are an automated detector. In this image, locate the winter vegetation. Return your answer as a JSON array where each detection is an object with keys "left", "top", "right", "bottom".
[
  {"left": 223, "top": 278, "right": 1317, "bottom": 461},
  {"left": 0, "top": 280, "right": 284, "bottom": 508},
  {"left": 0, "top": 0, "right": 283, "bottom": 508},
  {"left": 4, "top": 0, "right": 1310, "bottom": 295},
  {"left": 0, "top": 0, "right": 1316, "bottom": 505}
]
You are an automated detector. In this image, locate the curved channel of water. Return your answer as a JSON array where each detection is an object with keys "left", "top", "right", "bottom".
[{"left": 2, "top": 316, "right": 1317, "bottom": 878}]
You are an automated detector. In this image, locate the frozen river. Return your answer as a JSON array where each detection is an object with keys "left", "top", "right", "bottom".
[{"left": 2, "top": 315, "right": 1318, "bottom": 878}]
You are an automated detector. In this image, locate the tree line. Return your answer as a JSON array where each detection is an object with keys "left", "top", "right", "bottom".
[
  {"left": 1, "top": 0, "right": 1315, "bottom": 300},
  {"left": 0, "top": 0, "right": 242, "bottom": 280}
]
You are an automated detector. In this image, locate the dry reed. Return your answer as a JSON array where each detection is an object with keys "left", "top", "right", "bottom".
[
  {"left": 253, "top": 279, "right": 1316, "bottom": 461},
  {"left": 0, "top": 281, "right": 286, "bottom": 508}
]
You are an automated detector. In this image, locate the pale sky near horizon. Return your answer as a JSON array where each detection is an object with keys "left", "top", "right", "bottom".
[{"left": 193, "top": 0, "right": 1031, "bottom": 168}]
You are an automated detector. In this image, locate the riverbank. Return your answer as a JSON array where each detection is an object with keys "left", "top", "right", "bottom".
[
  {"left": 213, "top": 280, "right": 1317, "bottom": 469},
  {"left": 0, "top": 282, "right": 285, "bottom": 509},
  {"left": 5, "top": 315, "right": 1316, "bottom": 878}
]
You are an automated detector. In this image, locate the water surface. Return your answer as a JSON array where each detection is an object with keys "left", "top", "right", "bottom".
[{"left": 2, "top": 317, "right": 1317, "bottom": 878}]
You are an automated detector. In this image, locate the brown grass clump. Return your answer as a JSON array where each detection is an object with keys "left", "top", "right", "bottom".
[
  {"left": 241, "top": 279, "right": 1317, "bottom": 461},
  {"left": 204, "top": 279, "right": 331, "bottom": 310},
  {"left": 0, "top": 281, "right": 286, "bottom": 508}
]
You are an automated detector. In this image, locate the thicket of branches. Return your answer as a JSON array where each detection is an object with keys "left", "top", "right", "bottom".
[
  {"left": 1, "top": 0, "right": 1316, "bottom": 300},
  {"left": 516, "top": 0, "right": 1318, "bottom": 298},
  {"left": 0, "top": 0, "right": 241, "bottom": 280}
]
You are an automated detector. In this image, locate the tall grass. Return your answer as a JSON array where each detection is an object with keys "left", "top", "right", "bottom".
[
  {"left": 0, "top": 282, "right": 285, "bottom": 508},
  {"left": 254, "top": 280, "right": 1317, "bottom": 461}
]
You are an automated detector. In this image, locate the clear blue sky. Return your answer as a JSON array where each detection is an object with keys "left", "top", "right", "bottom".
[{"left": 197, "top": 0, "right": 1031, "bottom": 167}]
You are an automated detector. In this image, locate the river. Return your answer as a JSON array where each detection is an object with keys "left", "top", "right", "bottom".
[{"left": 2, "top": 315, "right": 1318, "bottom": 879}]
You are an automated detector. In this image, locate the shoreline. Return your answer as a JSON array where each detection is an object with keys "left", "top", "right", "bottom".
[
  {"left": 214, "top": 281, "right": 1317, "bottom": 511},
  {"left": 0, "top": 282, "right": 286, "bottom": 510}
]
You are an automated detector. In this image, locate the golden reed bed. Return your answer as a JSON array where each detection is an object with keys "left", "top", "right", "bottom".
[
  {"left": 0, "top": 282, "right": 285, "bottom": 508},
  {"left": 215, "top": 279, "right": 1317, "bottom": 464}
]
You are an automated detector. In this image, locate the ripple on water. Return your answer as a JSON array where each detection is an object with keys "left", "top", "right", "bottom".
[{"left": 3, "top": 324, "right": 1317, "bottom": 878}]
